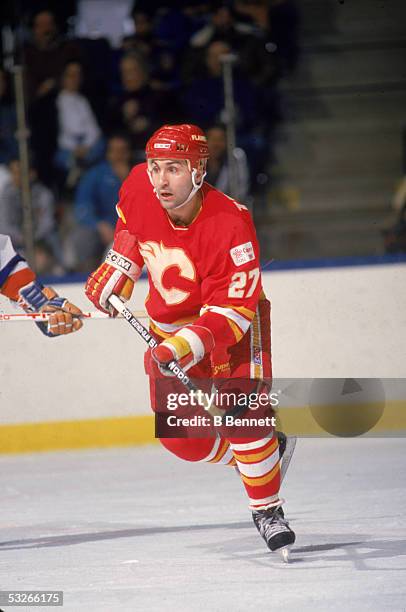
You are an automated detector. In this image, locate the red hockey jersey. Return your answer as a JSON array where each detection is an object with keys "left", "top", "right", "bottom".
[{"left": 115, "top": 162, "right": 265, "bottom": 355}]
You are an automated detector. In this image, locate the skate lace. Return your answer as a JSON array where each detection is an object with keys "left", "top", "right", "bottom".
[{"left": 256, "top": 509, "right": 289, "bottom": 540}]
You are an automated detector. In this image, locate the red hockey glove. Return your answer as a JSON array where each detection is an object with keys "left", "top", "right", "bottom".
[
  {"left": 85, "top": 230, "right": 142, "bottom": 314},
  {"left": 152, "top": 325, "right": 214, "bottom": 376}
]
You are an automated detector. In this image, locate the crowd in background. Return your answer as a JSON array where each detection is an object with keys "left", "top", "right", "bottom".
[{"left": 0, "top": 0, "right": 300, "bottom": 275}]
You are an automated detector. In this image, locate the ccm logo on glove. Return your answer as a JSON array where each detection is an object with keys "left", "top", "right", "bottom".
[{"left": 105, "top": 251, "right": 133, "bottom": 273}]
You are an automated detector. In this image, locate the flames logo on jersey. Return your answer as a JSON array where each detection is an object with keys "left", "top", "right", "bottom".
[{"left": 138, "top": 241, "right": 196, "bottom": 305}]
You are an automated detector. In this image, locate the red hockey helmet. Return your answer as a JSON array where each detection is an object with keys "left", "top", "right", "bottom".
[{"left": 145, "top": 124, "right": 209, "bottom": 171}]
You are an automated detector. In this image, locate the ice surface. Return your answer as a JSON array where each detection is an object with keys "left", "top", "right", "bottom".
[{"left": 0, "top": 438, "right": 405, "bottom": 611}]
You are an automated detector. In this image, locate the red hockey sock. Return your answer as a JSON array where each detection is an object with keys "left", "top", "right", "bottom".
[{"left": 229, "top": 435, "right": 281, "bottom": 510}]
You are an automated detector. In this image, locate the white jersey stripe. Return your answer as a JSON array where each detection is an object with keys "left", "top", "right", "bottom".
[
  {"left": 149, "top": 317, "right": 185, "bottom": 333},
  {"left": 200, "top": 305, "right": 251, "bottom": 334}
]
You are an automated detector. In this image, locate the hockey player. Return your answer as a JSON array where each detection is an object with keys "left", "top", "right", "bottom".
[
  {"left": 85, "top": 124, "right": 295, "bottom": 557},
  {"left": 0, "top": 233, "right": 83, "bottom": 336}
]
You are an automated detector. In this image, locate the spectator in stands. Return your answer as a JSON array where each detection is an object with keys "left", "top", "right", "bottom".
[
  {"left": 25, "top": 10, "right": 84, "bottom": 186},
  {"left": 23, "top": 9, "right": 83, "bottom": 102},
  {"left": 182, "top": 39, "right": 258, "bottom": 130},
  {"left": 69, "top": 135, "right": 132, "bottom": 272},
  {"left": 185, "top": 1, "right": 280, "bottom": 91},
  {"left": 122, "top": 8, "right": 156, "bottom": 57},
  {"left": 206, "top": 123, "right": 250, "bottom": 202},
  {"left": 123, "top": 8, "right": 180, "bottom": 93},
  {"left": 0, "top": 69, "right": 18, "bottom": 164},
  {"left": 190, "top": 3, "right": 245, "bottom": 50},
  {"left": 0, "top": 157, "right": 64, "bottom": 274},
  {"left": 106, "top": 52, "right": 171, "bottom": 158},
  {"left": 54, "top": 61, "right": 105, "bottom": 188},
  {"left": 182, "top": 38, "right": 271, "bottom": 188},
  {"left": 152, "top": 4, "right": 198, "bottom": 53}
]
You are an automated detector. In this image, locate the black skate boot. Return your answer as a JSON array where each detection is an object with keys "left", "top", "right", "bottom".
[{"left": 252, "top": 504, "right": 295, "bottom": 562}]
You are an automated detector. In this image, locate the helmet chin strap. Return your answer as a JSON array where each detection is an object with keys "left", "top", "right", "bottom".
[
  {"left": 171, "top": 168, "right": 206, "bottom": 210},
  {"left": 147, "top": 164, "right": 206, "bottom": 210}
]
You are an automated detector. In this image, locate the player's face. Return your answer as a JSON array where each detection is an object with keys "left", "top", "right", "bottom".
[{"left": 148, "top": 159, "right": 194, "bottom": 209}]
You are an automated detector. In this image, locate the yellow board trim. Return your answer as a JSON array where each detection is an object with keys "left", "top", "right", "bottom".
[
  {"left": 0, "top": 415, "right": 156, "bottom": 454},
  {"left": 0, "top": 400, "right": 404, "bottom": 454}
]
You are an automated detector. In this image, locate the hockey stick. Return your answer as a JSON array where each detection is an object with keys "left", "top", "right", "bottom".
[
  {"left": 108, "top": 295, "right": 294, "bottom": 448},
  {"left": 0, "top": 310, "right": 148, "bottom": 322},
  {"left": 108, "top": 294, "right": 227, "bottom": 420}
]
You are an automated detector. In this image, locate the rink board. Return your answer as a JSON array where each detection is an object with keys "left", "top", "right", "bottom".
[
  {"left": 0, "top": 262, "right": 405, "bottom": 452},
  {"left": 0, "top": 397, "right": 404, "bottom": 453}
]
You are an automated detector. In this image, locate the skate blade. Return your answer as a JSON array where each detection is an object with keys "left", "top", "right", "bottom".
[{"left": 277, "top": 545, "right": 292, "bottom": 563}]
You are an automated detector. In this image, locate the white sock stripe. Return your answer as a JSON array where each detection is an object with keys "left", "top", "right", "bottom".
[
  {"left": 176, "top": 327, "right": 206, "bottom": 361},
  {"left": 196, "top": 435, "right": 221, "bottom": 463},
  {"left": 230, "top": 438, "right": 272, "bottom": 451},
  {"left": 235, "top": 449, "right": 280, "bottom": 478},
  {"left": 248, "top": 494, "right": 280, "bottom": 509},
  {"left": 215, "top": 445, "right": 234, "bottom": 465}
]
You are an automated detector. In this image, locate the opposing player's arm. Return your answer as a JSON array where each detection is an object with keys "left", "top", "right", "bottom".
[{"left": 0, "top": 234, "right": 83, "bottom": 336}]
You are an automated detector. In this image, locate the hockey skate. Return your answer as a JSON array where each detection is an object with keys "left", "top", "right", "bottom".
[{"left": 252, "top": 504, "right": 295, "bottom": 562}]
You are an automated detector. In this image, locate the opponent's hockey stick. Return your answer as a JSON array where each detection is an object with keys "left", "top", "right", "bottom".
[{"left": 0, "top": 310, "right": 148, "bottom": 322}]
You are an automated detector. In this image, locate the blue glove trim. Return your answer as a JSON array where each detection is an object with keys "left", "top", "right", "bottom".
[
  {"left": 19, "top": 280, "right": 48, "bottom": 312},
  {"left": 46, "top": 297, "right": 67, "bottom": 309}
]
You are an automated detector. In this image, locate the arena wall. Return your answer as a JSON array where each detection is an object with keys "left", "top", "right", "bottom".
[{"left": 1, "top": 263, "right": 405, "bottom": 451}]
